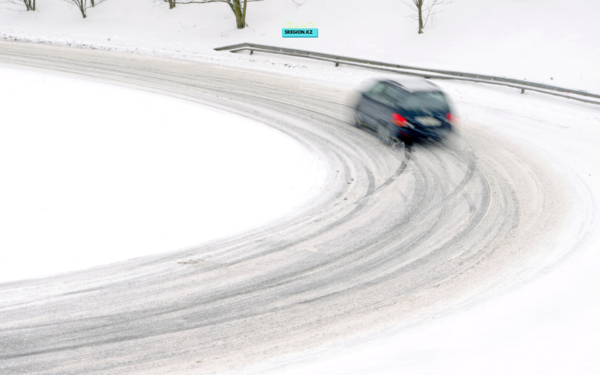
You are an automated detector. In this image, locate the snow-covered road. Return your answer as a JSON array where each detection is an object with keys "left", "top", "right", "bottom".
[{"left": 0, "top": 41, "right": 598, "bottom": 374}]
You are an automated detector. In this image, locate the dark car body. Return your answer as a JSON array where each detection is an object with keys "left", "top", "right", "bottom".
[{"left": 354, "top": 79, "right": 455, "bottom": 145}]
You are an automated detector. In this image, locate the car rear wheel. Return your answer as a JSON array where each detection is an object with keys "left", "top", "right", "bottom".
[{"left": 397, "top": 133, "right": 413, "bottom": 147}]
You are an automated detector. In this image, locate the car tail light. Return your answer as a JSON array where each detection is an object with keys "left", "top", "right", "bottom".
[
  {"left": 446, "top": 113, "right": 458, "bottom": 124},
  {"left": 392, "top": 113, "right": 408, "bottom": 127}
]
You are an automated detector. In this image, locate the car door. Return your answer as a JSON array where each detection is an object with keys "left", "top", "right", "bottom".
[
  {"left": 369, "top": 83, "right": 397, "bottom": 128},
  {"left": 358, "top": 82, "right": 390, "bottom": 129}
]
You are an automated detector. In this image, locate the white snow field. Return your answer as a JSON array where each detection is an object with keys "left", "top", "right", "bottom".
[
  {"left": 1, "top": 0, "right": 600, "bottom": 374},
  {"left": 1, "top": 0, "right": 599, "bottom": 92},
  {"left": 0, "top": 65, "right": 321, "bottom": 283}
]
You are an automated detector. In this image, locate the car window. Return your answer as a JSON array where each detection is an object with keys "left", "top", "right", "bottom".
[
  {"left": 403, "top": 91, "right": 449, "bottom": 111},
  {"left": 380, "top": 87, "right": 397, "bottom": 107},
  {"left": 367, "top": 83, "right": 395, "bottom": 106},
  {"left": 387, "top": 87, "right": 408, "bottom": 104},
  {"left": 367, "top": 83, "right": 386, "bottom": 97}
]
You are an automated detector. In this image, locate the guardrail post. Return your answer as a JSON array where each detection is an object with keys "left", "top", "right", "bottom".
[
  {"left": 250, "top": 50, "right": 253, "bottom": 55},
  {"left": 335, "top": 62, "right": 339, "bottom": 67},
  {"left": 521, "top": 88, "right": 525, "bottom": 94}
]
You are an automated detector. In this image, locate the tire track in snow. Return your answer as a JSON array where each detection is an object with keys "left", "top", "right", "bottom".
[{"left": 0, "top": 41, "right": 569, "bottom": 375}]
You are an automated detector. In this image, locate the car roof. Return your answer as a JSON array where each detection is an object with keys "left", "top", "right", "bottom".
[{"left": 384, "top": 78, "right": 440, "bottom": 93}]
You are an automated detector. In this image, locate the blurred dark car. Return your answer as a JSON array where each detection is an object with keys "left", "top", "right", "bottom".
[{"left": 354, "top": 78, "right": 456, "bottom": 145}]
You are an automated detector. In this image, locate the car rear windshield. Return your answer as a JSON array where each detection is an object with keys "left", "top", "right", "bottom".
[{"left": 404, "top": 92, "right": 449, "bottom": 112}]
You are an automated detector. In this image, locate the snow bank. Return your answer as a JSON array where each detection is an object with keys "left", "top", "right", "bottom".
[{"left": 0, "top": 65, "right": 320, "bottom": 282}]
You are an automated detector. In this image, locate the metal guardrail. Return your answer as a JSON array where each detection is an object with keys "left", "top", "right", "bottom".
[{"left": 215, "top": 43, "right": 600, "bottom": 106}]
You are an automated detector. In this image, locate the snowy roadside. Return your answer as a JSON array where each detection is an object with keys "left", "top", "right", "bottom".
[{"left": 1, "top": 0, "right": 599, "bottom": 92}]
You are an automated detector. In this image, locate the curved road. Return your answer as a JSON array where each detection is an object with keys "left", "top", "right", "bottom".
[{"left": 0, "top": 42, "right": 570, "bottom": 374}]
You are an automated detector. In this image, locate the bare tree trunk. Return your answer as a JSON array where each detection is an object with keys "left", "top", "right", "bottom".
[
  {"left": 232, "top": 0, "right": 245, "bottom": 29},
  {"left": 164, "top": 0, "right": 251, "bottom": 28},
  {"left": 32, "top": 0, "right": 35, "bottom": 10},
  {"left": 406, "top": 0, "right": 448, "bottom": 34},
  {"left": 78, "top": 3, "right": 87, "bottom": 18},
  {"left": 90, "top": 0, "right": 95, "bottom": 7},
  {"left": 242, "top": 0, "right": 248, "bottom": 27},
  {"left": 417, "top": 1, "right": 424, "bottom": 34}
]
